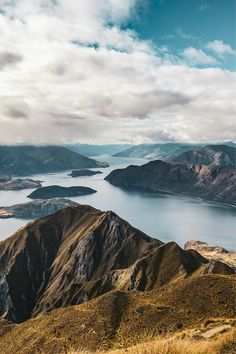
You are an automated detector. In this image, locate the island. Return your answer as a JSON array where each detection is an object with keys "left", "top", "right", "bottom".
[
  {"left": 0, "top": 199, "right": 78, "bottom": 219},
  {"left": 0, "top": 177, "right": 42, "bottom": 191},
  {"left": 27, "top": 185, "right": 97, "bottom": 199},
  {"left": 68, "top": 169, "right": 102, "bottom": 177}
]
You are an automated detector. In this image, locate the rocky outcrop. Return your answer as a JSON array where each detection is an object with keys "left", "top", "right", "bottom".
[
  {"left": 0, "top": 145, "right": 109, "bottom": 176},
  {"left": 0, "top": 178, "right": 41, "bottom": 191},
  {"left": 185, "top": 240, "right": 236, "bottom": 269},
  {"left": 68, "top": 169, "right": 102, "bottom": 177},
  {"left": 0, "top": 205, "right": 234, "bottom": 323},
  {"left": 105, "top": 160, "right": 236, "bottom": 206},
  {"left": 27, "top": 185, "right": 97, "bottom": 199},
  {"left": 170, "top": 145, "right": 236, "bottom": 167},
  {"left": 0, "top": 199, "right": 78, "bottom": 219}
]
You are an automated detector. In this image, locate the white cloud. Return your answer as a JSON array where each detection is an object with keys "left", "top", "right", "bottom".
[
  {"left": 0, "top": 1, "right": 235, "bottom": 144},
  {"left": 207, "top": 40, "right": 236, "bottom": 56},
  {"left": 198, "top": 4, "right": 210, "bottom": 11},
  {"left": 182, "top": 47, "right": 218, "bottom": 65}
]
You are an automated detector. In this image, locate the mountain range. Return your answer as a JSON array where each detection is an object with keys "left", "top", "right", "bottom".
[
  {"left": 0, "top": 205, "right": 234, "bottom": 353},
  {"left": 114, "top": 142, "right": 236, "bottom": 161},
  {"left": 171, "top": 145, "right": 236, "bottom": 167},
  {"left": 105, "top": 159, "right": 236, "bottom": 206},
  {"left": 0, "top": 145, "right": 108, "bottom": 176},
  {"left": 66, "top": 144, "right": 132, "bottom": 157}
]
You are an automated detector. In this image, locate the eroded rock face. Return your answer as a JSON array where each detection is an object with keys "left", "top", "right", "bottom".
[
  {"left": 105, "top": 160, "right": 236, "bottom": 206},
  {"left": 0, "top": 205, "right": 234, "bottom": 323},
  {"left": 184, "top": 240, "right": 236, "bottom": 269}
]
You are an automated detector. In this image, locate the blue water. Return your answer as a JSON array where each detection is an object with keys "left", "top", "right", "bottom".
[{"left": 0, "top": 156, "right": 235, "bottom": 250}]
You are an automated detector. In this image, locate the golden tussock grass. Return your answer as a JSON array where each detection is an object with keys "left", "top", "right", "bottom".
[{"left": 71, "top": 329, "right": 236, "bottom": 354}]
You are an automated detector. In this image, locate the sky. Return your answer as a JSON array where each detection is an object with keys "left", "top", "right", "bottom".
[{"left": 0, "top": 0, "right": 235, "bottom": 144}]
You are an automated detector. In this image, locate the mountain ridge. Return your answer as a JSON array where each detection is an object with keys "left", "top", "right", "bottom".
[
  {"left": 0, "top": 204, "right": 234, "bottom": 325},
  {"left": 105, "top": 160, "right": 236, "bottom": 206},
  {"left": 0, "top": 145, "right": 108, "bottom": 176}
]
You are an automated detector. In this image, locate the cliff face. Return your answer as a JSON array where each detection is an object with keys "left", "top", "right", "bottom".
[
  {"left": 0, "top": 205, "right": 231, "bottom": 324},
  {"left": 105, "top": 160, "right": 236, "bottom": 206},
  {"left": 0, "top": 145, "right": 108, "bottom": 176},
  {"left": 170, "top": 145, "right": 236, "bottom": 167},
  {"left": 0, "top": 205, "right": 160, "bottom": 322}
]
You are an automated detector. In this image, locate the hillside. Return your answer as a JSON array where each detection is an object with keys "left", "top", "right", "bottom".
[
  {"left": 0, "top": 145, "right": 108, "bottom": 176},
  {"left": 66, "top": 144, "right": 132, "bottom": 157},
  {"left": 0, "top": 205, "right": 234, "bottom": 353},
  {"left": 171, "top": 145, "right": 236, "bottom": 167},
  {"left": 0, "top": 204, "right": 234, "bottom": 324},
  {"left": 105, "top": 160, "right": 236, "bottom": 206},
  {"left": 113, "top": 143, "right": 200, "bottom": 159}
]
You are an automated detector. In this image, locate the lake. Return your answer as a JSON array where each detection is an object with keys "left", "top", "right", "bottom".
[{"left": 0, "top": 156, "right": 235, "bottom": 250}]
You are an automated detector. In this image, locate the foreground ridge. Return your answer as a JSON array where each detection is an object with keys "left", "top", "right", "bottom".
[{"left": 0, "top": 205, "right": 234, "bottom": 323}]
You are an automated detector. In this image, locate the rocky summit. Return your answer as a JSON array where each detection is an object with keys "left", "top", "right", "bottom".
[
  {"left": 0, "top": 204, "right": 234, "bottom": 326},
  {"left": 105, "top": 160, "right": 236, "bottom": 206}
]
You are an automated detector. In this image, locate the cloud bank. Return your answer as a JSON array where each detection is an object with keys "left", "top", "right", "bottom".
[{"left": 0, "top": 0, "right": 235, "bottom": 144}]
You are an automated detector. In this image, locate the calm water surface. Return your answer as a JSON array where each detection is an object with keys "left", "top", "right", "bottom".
[{"left": 0, "top": 156, "right": 235, "bottom": 249}]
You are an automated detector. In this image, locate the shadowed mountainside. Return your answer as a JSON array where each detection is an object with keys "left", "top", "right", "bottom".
[
  {"left": 0, "top": 145, "right": 108, "bottom": 176},
  {"left": 0, "top": 205, "right": 234, "bottom": 325},
  {"left": 0, "top": 205, "right": 235, "bottom": 353},
  {"left": 105, "top": 160, "right": 236, "bottom": 206}
]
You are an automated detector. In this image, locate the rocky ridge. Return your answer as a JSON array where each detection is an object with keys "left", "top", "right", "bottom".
[{"left": 0, "top": 205, "right": 234, "bottom": 324}]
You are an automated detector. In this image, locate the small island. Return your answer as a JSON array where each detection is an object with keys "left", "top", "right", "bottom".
[
  {"left": 68, "top": 169, "right": 102, "bottom": 177},
  {"left": 0, "top": 176, "right": 42, "bottom": 191},
  {"left": 27, "top": 185, "right": 97, "bottom": 199},
  {"left": 0, "top": 198, "right": 78, "bottom": 219}
]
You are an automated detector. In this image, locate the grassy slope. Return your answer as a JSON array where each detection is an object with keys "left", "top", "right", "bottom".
[{"left": 0, "top": 274, "right": 235, "bottom": 354}]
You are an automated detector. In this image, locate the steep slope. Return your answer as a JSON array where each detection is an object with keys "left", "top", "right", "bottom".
[
  {"left": 105, "top": 160, "right": 236, "bottom": 206},
  {"left": 0, "top": 145, "right": 108, "bottom": 176},
  {"left": 0, "top": 205, "right": 161, "bottom": 322},
  {"left": 171, "top": 145, "right": 236, "bottom": 167},
  {"left": 0, "top": 275, "right": 235, "bottom": 353},
  {"left": 0, "top": 205, "right": 230, "bottom": 324}
]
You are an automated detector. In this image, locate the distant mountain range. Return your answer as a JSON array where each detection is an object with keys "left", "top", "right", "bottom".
[
  {"left": 105, "top": 159, "right": 236, "bottom": 206},
  {"left": 66, "top": 143, "right": 132, "bottom": 156},
  {"left": 0, "top": 145, "right": 108, "bottom": 176},
  {"left": 171, "top": 145, "right": 236, "bottom": 167},
  {"left": 0, "top": 205, "right": 234, "bottom": 353},
  {"left": 114, "top": 142, "right": 236, "bottom": 160}
]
